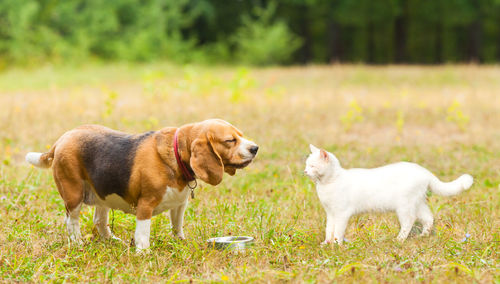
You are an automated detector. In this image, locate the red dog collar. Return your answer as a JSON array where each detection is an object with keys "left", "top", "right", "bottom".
[{"left": 173, "top": 128, "right": 196, "bottom": 189}]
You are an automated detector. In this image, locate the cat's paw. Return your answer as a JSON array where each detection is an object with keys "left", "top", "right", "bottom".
[
  {"left": 333, "top": 238, "right": 344, "bottom": 245},
  {"left": 396, "top": 236, "right": 407, "bottom": 242},
  {"left": 320, "top": 240, "right": 331, "bottom": 246},
  {"left": 418, "top": 229, "right": 432, "bottom": 237}
]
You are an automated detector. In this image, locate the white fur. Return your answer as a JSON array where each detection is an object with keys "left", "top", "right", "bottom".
[
  {"left": 59, "top": 185, "right": 189, "bottom": 249},
  {"left": 135, "top": 219, "right": 151, "bottom": 251},
  {"left": 170, "top": 203, "right": 187, "bottom": 239},
  {"left": 153, "top": 186, "right": 190, "bottom": 216},
  {"left": 238, "top": 137, "right": 258, "bottom": 160},
  {"left": 155, "top": 187, "right": 190, "bottom": 240},
  {"left": 25, "top": 152, "right": 43, "bottom": 167},
  {"left": 96, "top": 186, "right": 190, "bottom": 250},
  {"left": 93, "top": 205, "right": 112, "bottom": 239},
  {"left": 96, "top": 194, "right": 136, "bottom": 214},
  {"left": 93, "top": 186, "right": 189, "bottom": 217},
  {"left": 305, "top": 144, "right": 473, "bottom": 244},
  {"left": 66, "top": 203, "right": 82, "bottom": 243}
]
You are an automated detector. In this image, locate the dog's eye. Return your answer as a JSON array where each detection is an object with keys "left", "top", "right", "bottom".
[{"left": 225, "top": 138, "right": 237, "bottom": 143}]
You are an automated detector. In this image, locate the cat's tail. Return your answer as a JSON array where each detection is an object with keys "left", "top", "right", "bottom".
[{"left": 429, "top": 173, "right": 473, "bottom": 196}]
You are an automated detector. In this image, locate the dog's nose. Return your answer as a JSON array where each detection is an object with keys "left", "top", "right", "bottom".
[{"left": 249, "top": 145, "right": 259, "bottom": 155}]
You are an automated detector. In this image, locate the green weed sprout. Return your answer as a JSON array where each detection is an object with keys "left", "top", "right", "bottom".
[
  {"left": 229, "top": 68, "right": 255, "bottom": 103},
  {"left": 446, "top": 100, "right": 469, "bottom": 131},
  {"left": 143, "top": 116, "right": 159, "bottom": 130},
  {"left": 340, "top": 99, "right": 364, "bottom": 130},
  {"left": 395, "top": 110, "right": 405, "bottom": 134},
  {"left": 102, "top": 90, "right": 118, "bottom": 119}
]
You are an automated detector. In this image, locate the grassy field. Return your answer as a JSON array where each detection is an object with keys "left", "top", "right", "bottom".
[{"left": 0, "top": 63, "right": 498, "bottom": 282}]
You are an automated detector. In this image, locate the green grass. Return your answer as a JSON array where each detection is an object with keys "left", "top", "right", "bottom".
[{"left": 0, "top": 63, "right": 499, "bottom": 282}]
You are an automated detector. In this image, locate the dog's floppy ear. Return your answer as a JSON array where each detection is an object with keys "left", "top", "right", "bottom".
[
  {"left": 310, "top": 144, "right": 320, "bottom": 153},
  {"left": 190, "top": 132, "right": 224, "bottom": 186}
]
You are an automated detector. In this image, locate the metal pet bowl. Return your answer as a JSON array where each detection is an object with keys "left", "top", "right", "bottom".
[{"left": 206, "top": 236, "right": 254, "bottom": 251}]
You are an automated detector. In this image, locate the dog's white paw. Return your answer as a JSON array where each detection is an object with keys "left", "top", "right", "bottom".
[
  {"left": 135, "top": 247, "right": 151, "bottom": 255},
  {"left": 69, "top": 235, "right": 83, "bottom": 245}
]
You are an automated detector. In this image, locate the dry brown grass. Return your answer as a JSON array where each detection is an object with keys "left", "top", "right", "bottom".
[{"left": 0, "top": 64, "right": 498, "bottom": 282}]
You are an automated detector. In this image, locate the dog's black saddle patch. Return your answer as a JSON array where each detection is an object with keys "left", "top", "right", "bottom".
[{"left": 81, "top": 131, "right": 154, "bottom": 199}]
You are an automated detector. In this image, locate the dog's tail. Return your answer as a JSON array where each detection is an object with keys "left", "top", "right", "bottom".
[
  {"left": 26, "top": 145, "right": 56, "bottom": 169},
  {"left": 429, "top": 173, "right": 473, "bottom": 196}
]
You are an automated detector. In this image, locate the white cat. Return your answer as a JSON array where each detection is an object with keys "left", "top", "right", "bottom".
[{"left": 304, "top": 144, "right": 473, "bottom": 244}]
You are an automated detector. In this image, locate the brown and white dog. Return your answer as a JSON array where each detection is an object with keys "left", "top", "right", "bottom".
[{"left": 26, "top": 119, "right": 258, "bottom": 250}]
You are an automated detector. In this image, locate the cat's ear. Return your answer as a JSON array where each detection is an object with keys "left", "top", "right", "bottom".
[
  {"left": 309, "top": 144, "right": 320, "bottom": 153},
  {"left": 320, "top": 149, "right": 329, "bottom": 161}
]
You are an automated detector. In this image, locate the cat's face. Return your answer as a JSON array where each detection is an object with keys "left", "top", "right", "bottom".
[{"left": 304, "top": 144, "right": 331, "bottom": 182}]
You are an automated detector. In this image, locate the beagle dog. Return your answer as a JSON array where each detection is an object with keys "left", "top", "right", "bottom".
[{"left": 26, "top": 119, "right": 258, "bottom": 250}]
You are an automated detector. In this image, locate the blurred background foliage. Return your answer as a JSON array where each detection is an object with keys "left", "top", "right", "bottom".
[{"left": 1, "top": 0, "right": 500, "bottom": 67}]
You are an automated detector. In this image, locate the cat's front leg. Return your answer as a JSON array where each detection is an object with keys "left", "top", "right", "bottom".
[
  {"left": 321, "top": 214, "right": 335, "bottom": 245},
  {"left": 332, "top": 215, "right": 350, "bottom": 244}
]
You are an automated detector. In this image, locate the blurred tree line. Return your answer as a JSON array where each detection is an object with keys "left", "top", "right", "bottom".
[{"left": 1, "top": 0, "right": 500, "bottom": 66}]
